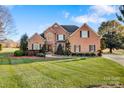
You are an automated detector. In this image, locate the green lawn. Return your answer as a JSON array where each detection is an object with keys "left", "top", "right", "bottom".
[
  {"left": 0, "top": 48, "right": 19, "bottom": 53},
  {"left": 0, "top": 48, "right": 124, "bottom": 88},
  {"left": 0, "top": 57, "right": 124, "bottom": 88},
  {"left": 0, "top": 48, "right": 19, "bottom": 57}
]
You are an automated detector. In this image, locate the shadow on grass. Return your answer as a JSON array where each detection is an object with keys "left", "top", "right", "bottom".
[
  {"left": 0, "top": 57, "right": 73, "bottom": 65},
  {"left": 0, "top": 51, "right": 86, "bottom": 65},
  {"left": 54, "top": 58, "right": 86, "bottom": 63}
]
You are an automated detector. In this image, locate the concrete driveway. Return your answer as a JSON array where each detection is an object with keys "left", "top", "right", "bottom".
[{"left": 102, "top": 54, "right": 124, "bottom": 66}]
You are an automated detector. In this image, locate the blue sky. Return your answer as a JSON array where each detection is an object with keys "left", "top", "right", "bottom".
[{"left": 8, "top": 5, "right": 119, "bottom": 41}]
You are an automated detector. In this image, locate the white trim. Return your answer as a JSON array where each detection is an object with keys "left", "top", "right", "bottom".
[
  {"left": 58, "top": 34, "right": 64, "bottom": 41},
  {"left": 81, "top": 30, "right": 88, "bottom": 38}
]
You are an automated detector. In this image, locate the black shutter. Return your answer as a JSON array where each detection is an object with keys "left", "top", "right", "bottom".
[
  {"left": 80, "top": 31, "right": 82, "bottom": 37},
  {"left": 88, "top": 31, "right": 90, "bottom": 37},
  {"left": 63, "top": 35, "right": 65, "bottom": 40},
  {"left": 32, "top": 44, "right": 33, "bottom": 50},
  {"left": 79, "top": 45, "right": 81, "bottom": 52},
  {"left": 40, "top": 44, "right": 42, "bottom": 50},
  {"left": 74, "top": 45, "right": 76, "bottom": 52},
  {"left": 89, "top": 45, "right": 91, "bottom": 52},
  {"left": 57, "top": 34, "right": 58, "bottom": 40},
  {"left": 94, "top": 45, "right": 96, "bottom": 52}
]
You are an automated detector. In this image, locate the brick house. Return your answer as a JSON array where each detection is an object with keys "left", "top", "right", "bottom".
[{"left": 28, "top": 23, "right": 101, "bottom": 53}]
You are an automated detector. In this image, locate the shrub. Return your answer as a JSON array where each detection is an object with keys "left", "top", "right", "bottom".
[
  {"left": 0, "top": 44, "right": 2, "bottom": 51},
  {"left": 40, "top": 44, "right": 47, "bottom": 54},
  {"left": 90, "top": 52, "right": 96, "bottom": 56},
  {"left": 64, "top": 50, "right": 71, "bottom": 56},
  {"left": 71, "top": 52, "right": 96, "bottom": 57},
  {"left": 65, "top": 40, "right": 71, "bottom": 56},
  {"left": 26, "top": 50, "right": 40, "bottom": 56},
  {"left": 97, "top": 50, "right": 102, "bottom": 56},
  {"left": 36, "top": 53, "right": 46, "bottom": 57},
  {"left": 85, "top": 53, "right": 90, "bottom": 56},
  {"left": 14, "top": 50, "right": 24, "bottom": 56}
]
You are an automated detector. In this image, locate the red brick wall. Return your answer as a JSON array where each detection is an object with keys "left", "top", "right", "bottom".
[
  {"left": 28, "top": 33, "right": 44, "bottom": 50},
  {"left": 44, "top": 23, "right": 70, "bottom": 52},
  {"left": 69, "top": 24, "right": 101, "bottom": 53},
  {"left": 28, "top": 23, "right": 101, "bottom": 53}
]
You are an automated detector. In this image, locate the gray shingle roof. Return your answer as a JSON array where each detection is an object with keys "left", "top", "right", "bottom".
[{"left": 61, "top": 25, "right": 79, "bottom": 33}]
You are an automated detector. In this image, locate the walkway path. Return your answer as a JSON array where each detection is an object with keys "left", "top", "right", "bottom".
[{"left": 103, "top": 54, "right": 124, "bottom": 66}]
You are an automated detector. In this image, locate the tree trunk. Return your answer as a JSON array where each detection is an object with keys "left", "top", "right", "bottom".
[{"left": 110, "top": 48, "right": 112, "bottom": 53}]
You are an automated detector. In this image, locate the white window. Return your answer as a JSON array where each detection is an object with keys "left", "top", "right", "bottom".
[
  {"left": 81, "top": 31, "right": 88, "bottom": 38},
  {"left": 74, "top": 45, "right": 81, "bottom": 53},
  {"left": 58, "top": 34, "right": 64, "bottom": 41},
  {"left": 89, "top": 45, "right": 96, "bottom": 52},
  {"left": 33, "top": 43, "right": 40, "bottom": 50}
]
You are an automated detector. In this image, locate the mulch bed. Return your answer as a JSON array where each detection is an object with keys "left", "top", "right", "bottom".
[{"left": 9, "top": 55, "right": 63, "bottom": 60}]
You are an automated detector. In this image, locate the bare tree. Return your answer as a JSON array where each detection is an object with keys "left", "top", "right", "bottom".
[{"left": 0, "top": 5, "right": 16, "bottom": 40}]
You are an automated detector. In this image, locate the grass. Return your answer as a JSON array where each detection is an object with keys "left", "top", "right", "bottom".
[
  {"left": 0, "top": 48, "right": 19, "bottom": 57},
  {"left": 0, "top": 48, "right": 19, "bottom": 53},
  {"left": 0, "top": 48, "right": 124, "bottom": 88},
  {"left": 0, "top": 57, "right": 123, "bottom": 87}
]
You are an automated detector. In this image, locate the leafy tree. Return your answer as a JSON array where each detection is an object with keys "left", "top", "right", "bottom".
[
  {"left": 98, "top": 20, "right": 124, "bottom": 51},
  {"left": 103, "top": 32, "right": 123, "bottom": 53},
  {"left": 116, "top": 5, "right": 124, "bottom": 23},
  {"left": 98, "top": 20, "right": 124, "bottom": 36},
  {"left": 65, "top": 40, "right": 71, "bottom": 55},
  {"left": 120, "top": 34, "right": 124, "bottom": 49},
  {"left": 56, "top": 44, "right": 64, "bottom": 55},
  {"left": 20, "top": 33, "right": 28, "bottom": 51}
]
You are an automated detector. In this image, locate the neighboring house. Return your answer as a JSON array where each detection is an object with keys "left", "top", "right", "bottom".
[
  {"left": 28, "top": 23, "right": 101, "bottom": 53},
  {"left": 0, "top": 39, "right": 18, "bottom": 48}
]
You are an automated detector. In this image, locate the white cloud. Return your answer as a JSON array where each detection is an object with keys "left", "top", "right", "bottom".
[
  {"left": 90, "top": 5, "right": 118, "bottom": 16},
  {"left": 72, "top": 5, "right": 118, "bottom": 24},
  {"left": 63, "top": 11, "right": 70, "bottom": 18},
  {"left": 72, "top": 14, "right": 107, "bottom": 24}
]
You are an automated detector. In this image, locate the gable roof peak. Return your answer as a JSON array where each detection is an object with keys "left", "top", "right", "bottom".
[
  {"left": 29, "top": 33, "right": 45, "bottom": 41},
  {"left": 53, "top": 22, "right": 60, "bottom": 26},
  {"left": 34, "top": 33, "right": 39, "bottom": 35},
  {"left": 83, "top": 23, "right": 88, "bottom": 26}
]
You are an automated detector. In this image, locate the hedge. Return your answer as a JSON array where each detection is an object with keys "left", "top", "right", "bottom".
[{"left": 71, "top": 52, "right": 96, "bottom": 57}]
